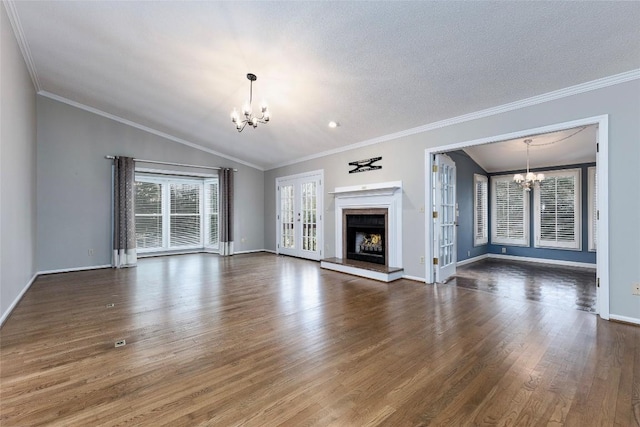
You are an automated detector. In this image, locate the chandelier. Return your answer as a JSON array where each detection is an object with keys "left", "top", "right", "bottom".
[
  {"left": 513, "top": 139, "right": 544, "bottom": 191},
  {"left": 230, "top": 73, "right": 270, "bottom": 132}
]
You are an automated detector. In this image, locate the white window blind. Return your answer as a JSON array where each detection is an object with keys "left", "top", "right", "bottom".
[
  {"left": 534, "top": 168, "right": 581, "bottom": 250},
  {"left": 588, "top": 166, "right": 597, "bottom": 251},
  {"left": 134, "top": 174, "right": 218, "bottom": 253},
  {"left": 491, "top": 175, "right": 529, "bottom": 246},
  {"left": 135, "top": 181, "right": 163, "bottom": 249},
  {"left": 205, "top": 179, "right": 219, "bottom": 248},
  {"left": 169, "top": 183, "right": 202, "bottom": 248},
  {"left": 473, "top": 174, "right": 488, "bottom": 246}
]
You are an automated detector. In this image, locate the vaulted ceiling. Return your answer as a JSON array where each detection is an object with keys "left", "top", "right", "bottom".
[{"left": 6, "top": 1, "right": 640, "bottom": 170}]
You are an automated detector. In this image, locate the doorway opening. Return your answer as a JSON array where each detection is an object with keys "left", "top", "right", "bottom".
[{"left": 424, "top": 115, "right": 609, "bottom": 319}]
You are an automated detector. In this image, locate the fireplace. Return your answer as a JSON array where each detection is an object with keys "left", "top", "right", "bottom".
[
  {"left": 321, "top": 181, "right": 403, "bottom": 282},
  {"left": 344, "top": 209, "right": 387, "bottom": 265}
]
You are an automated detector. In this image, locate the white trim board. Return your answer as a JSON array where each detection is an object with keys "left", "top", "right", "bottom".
[
  {"left": 402, "top": 275, "right": 426, "bottom": 283},
  {"left": 609, "top": 315, "right": 640, "bottom": 326},
  {"left": 457, "top": 254, "right": 489, "bottom": 267},
  {"left": 38, "top": 264, "right": 112, "bottom": 275},
  {"left": 487, "top": 254, "right": 596, "bottom": 270},
  {"left": 425, "top": 114, "right": 609, "bottom": 320},
  {"left": 0, "top": 273, "right": 38, "bottom": 327}
]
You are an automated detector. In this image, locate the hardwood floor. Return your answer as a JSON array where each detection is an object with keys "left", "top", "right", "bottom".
[
  {"left": 1, "top": 253, "right": 638, "bottom": 426},
  {"left": 453, "top": 259, "right": 597, "bottom": 313}
]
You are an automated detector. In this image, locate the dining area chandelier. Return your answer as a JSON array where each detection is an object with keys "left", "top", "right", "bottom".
[{"left": 513, "top": 139, "right": 544, "bottom": 191}]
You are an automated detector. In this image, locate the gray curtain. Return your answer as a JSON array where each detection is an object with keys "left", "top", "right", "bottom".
[
  {"left": 113, "top": 156, "right": 137, "bottom": 267},
  {"left": 219, "top": 168, "right": 234, "bottom": 256}
]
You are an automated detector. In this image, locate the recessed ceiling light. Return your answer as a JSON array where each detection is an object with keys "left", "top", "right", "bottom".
[{"left": 328, "top": 121, "right": 340, "bottom": 128}]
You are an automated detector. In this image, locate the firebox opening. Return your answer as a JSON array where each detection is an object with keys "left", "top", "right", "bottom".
[{"left": 344, "top": 210, "right": 387, "bottom": 265}]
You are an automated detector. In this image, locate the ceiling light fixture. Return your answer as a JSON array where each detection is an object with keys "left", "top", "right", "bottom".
[
  {"left": 328, "top": 121, "right": 340, "bottom": 128},
  {"left": 230, "top": 73, "right": 269, "bottom": 132},
  {"left": 513, "top": 139, "right": 544, "bottom": 191}
]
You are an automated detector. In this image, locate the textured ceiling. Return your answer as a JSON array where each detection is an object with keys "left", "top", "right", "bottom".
[{"left": 8, "top": 1, "right": 640, "bottom": 170}]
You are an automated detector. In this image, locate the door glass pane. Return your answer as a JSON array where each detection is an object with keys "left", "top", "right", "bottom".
[
  {"left": 301, "top": 181, "right": 317, "bottom": 252},
  {"left": 440, "top": 164, "right": 455, "bottom": 266},
  {"left": 281, "top": 184, "right": 295, "bottom": 249}
]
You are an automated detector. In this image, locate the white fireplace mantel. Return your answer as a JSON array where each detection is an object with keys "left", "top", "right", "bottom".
[
  {"left": 332, "top": 181, "right": 403, "bottom": 270},
  {"left": 329, "top": 181, "right": 402, "bottom": 198}
]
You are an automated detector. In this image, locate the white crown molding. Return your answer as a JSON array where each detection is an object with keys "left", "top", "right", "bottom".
[
  {"left": 3, "top": 0, "right": 41, "bottom": 91},
  {"left": 38, "top": 91, "right": 264, "bottom": 171},
  {"left": 266, "top": 69, "right": 640, "bottom": 170}
]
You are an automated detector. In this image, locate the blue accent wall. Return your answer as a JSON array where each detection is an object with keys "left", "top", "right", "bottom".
[
  {"left": 448, "top": 151, "right": 489, "bottom": 263},
  {"left": 487, "top": 162, "right": 596, "bottom": 264}
]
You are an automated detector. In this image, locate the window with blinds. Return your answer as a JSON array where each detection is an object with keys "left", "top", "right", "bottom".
[
  {"left": 491, "top": 175, "right": 529, "bottom": 246},
  {"left": 473, "top": 174, "right": 488, "bottom": 246},
  {"left": 170, "top": 183, "right": 202, "bottom": 247},
  {"left": 534, "top": 168, "right": 581, "bottom": 250},
  {"left": 135, "top": 181, "right": 163, "bottom": 249},
  {"left": 134, "top": 175, "right": 219, "bottom": 253},
  {"left": 588, "top": 166, "right": 597, "bottom": 252},
  {"left": 205, "top": 180, "right": 219, "bottom": 248}
]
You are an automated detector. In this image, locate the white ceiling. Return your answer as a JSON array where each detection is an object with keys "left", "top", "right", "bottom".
[
  {"left": 7, "top": 1, "right": 640, "bottom": 170},
  {"left": 463, "top": 125, "right": 597, "bottom": 173}
]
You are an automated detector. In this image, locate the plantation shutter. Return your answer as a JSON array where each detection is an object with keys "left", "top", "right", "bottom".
[
  {"left": 535, "top": 169, "right": 580, "bottom": 249},
  {"left": 491, "top": 176, "right": 528, "bottom": 246},
  {"left": 134, "top": 181, "right": 163, "bottom": 249},
  {"left": 170, "top": 183, "right": 202, "bottom": 247},
  {"left": 474, "top": 174, "right": 488, "bottom": 245}
]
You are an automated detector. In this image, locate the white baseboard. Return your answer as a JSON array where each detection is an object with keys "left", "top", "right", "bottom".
[
  {"left": 487, "top": 254, "right": 596, "bottom": 270},
  {"left": 609, "top": 314, "right": 640, "bottom": 326},
  {"left": 234, "top": 249, "right": 268, "bottom": 255},
  {"left": 1, "top": 273, "right": 38, "bottom": 327},
  {"left": 38, "top": 264, "right": 112, "bottom": 275},
  {"left": 457, "top": 254, "right": 489, "bottom": 267},
  {"left": 402, "top": 274, "right": 426, "bottom": 282},
  {"left": 263, "top": 249, "right": 277, "bottom": 254}
]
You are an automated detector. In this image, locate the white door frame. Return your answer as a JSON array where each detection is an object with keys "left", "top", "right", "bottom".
[
  {"left": 424, "top": 115, "right": 609, "bottom": 320},
  {"left": 275, "top": 169, "right": 324, "bottom": 260}
]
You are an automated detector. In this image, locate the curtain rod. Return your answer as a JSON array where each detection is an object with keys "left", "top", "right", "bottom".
[{"left": 105, "top": 156, "right": 238, "bottom": 172}]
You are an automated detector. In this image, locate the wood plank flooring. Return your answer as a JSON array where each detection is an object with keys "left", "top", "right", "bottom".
[
  {"left": 453, "top": 259, "right": 597, "bottom": 312},
  {"left": 1, "top": 253, "right": 638, "bottom": 426}
]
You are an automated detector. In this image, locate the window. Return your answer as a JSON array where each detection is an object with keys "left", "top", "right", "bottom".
[
  {"left": 588, "top": 166, "right": 597, "bottom": 251},
  {"left": 491, "top": 175, "right": 529, "bottom": 246},
  {"left": 135, "top": 181, "right": 163, "bottom": 249},
  {"left": 534, "top": 168, "right": 581, "bottom": 250},
  {"left": 134, "top": 175, "right": 219, "bottom": 252},
  {"left": 473, "top": 174, "right": 488, "bottom": 246}
]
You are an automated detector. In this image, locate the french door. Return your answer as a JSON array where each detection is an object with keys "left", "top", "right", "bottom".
[
  {"left": 276, "top": 170, "right": 323, "bottom": 261},
  {"left": 433, "top": 154, "right": 457, "bottom": 282}
]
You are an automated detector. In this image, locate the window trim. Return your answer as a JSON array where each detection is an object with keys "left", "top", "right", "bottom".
[
  {"left": 473, "top": 174, "right": 488, "bottom": 246},
  {"left": 490, "top": 174, "right": 530, "bottom": 247},
  {"left": 135, "top": 173, "right": 219, "bottom": 253},
  {"left": 533, "top": 168, "right": 581, "bottom": 250}
]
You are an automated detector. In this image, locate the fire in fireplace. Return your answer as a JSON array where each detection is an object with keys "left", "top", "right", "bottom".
[{"left": 344, "top": 209, "right": 387, "bottom": 265}]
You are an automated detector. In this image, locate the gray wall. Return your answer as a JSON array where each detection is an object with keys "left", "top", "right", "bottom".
[
  {"left": 265, "top": 79, "right": 640, "bottom": 320},
  {"left": 36, "top": 96, "right": 264, "bottom": 271},
  {"left": 1, "top": 5, "right": 38, "bottom": 322}
]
